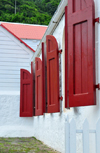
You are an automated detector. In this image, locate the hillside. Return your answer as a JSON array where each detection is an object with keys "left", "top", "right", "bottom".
[{"left": 0, "top": 0, "right": 61, "bottom": 25}]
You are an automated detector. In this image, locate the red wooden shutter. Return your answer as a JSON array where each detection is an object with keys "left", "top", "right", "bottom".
[
  {"left": 65, "top": 6, "right": 68, "bottom": 108},
  {"left": 68, "top": 0, "right": 96, "bottom": 107},
  {"left": 46, "top": 35, "right": 60, "bottom": 113},
  {"left": 42, "top": 42, "right": 47, "bottom": 113},
  {"left": 20, "top": 62, "right": 34, "bottom": 117},
  {"left": 35, "top": 57, "right": 43, "bottom": 116}
]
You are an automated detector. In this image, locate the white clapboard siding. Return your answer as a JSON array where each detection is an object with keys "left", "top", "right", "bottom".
[
  {"left": 0, "top": 54, "right": 30, "bottom": 58},
  {"left": 22, "top": 39, "right": 40, "bottom": 50},
  {"left": 0, "top": 83, "right": 20, "bottom": 87},
  {"left": 0, "top": 45, "right": 22, "bottom": 50},
  {"left": 0, "top": 79, "right": 20, "bottom": 83},
  {"left": 0, "top": 58, "right": 29, "bottom": 62},
  {"left": 0, "top": 36, "right": 11, "bottom": 41},
  {"left": 0, "top": 49, "right": 28, "bottom": 55},
  {"left": 0, "top": 28, "right": 34, "bottom": 91},
  {"left": 0, "top": 70, "right": 20, "bottom": 75},
  {"left": 0, "top": 86, "right": 20, "bottom": 91},
  {"left": 0, "top": 62, "right": 30, "bottom": 67},
  {"left": 0, "top": 66, "right": 29, "bottom": 70},
  {"left": 0, "top": 40, "right": 17, "bottom": 45},
  {"left": 0, "top": 75, "right": 20, "bottom": 79},
  {"left": 0, "top": 32, "right": 5, "bottom": 36}
]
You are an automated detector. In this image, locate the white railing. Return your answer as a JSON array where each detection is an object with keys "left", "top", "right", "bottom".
[{"left": 65, "top": 116, "right": 100, "bottom": 153}]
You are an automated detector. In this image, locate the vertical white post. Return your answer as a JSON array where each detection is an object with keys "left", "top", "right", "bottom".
[
  {"left": 96, "top": 118, "right": 100, "bottom": 153},
  {"left": 70, "top": 119, "right": 76, "bottom": 153},
  {"left": 83, "top": 119, "right": 89, "bottom": 153},
  {"left": 65, "top": 116, "right": 70, "bottom": 153}
]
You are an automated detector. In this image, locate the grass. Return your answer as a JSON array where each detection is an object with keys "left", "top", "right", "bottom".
[{"left": 0, "top": 137, "right": 60, "bottom": 153}]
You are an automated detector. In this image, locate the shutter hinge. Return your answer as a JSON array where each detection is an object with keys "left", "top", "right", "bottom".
[
  {"left": 95, "top": 84, "right": 100, "bottom": 90},
  {"left": 58, "top": 49, "right": 62, "bottom": 54},
  {"left": 59, "top": 96, "right": 63, "bottom": 101},
  {"left": 94, "top": 17, "right": 100, "bottom": 23}
]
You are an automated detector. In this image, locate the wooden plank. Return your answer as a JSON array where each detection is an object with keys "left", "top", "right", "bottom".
[
  {"left": 0, "top": 40, "right": 17, "bottom": 45},
  {"left": 0, "top": 45, "right": 22, "bottom": 50},
  {"left": 0, "top": 58, "right": 29, "bottom": 62},
  {"left": 0, "top": 86, "right": 20, "bottom": 91},
  {"left": 70, "top": 119, "right": 76, "bottom": 153},
  {"left": 65, "top": 6, "right": 68, "bottom": 108},
  {"left": 0, "top": 79, "right": 20, "bottom": 83},
  {"left": 83, "top": 119, "right": 89, "bottom": 153},
  {"left": 0, "top": 75, "right": 20, "bottom": 79},
  {"left": 0, "top": 49, "right": 28, "bottom": 55},
  {"left": 0, "top": 62, "right": 29, "bottom": 67},
  {"left": 96, "top": 118, "right": 100, "bottom": 153},
  {"left": 0, "top": 83, "right": 20, "bottom": 87},
  {"left": 42, "top": 42, "right": 46, "bottom": 113},
  {"left": 0, "top": 32, "right": 6, "bottom": 36},
  {"left": 74, "top": 24, "right": 82, "bottom": 94},
  {"left": 0, "top": 66, "right": 29, "bottom": 70},
  {"left": 0, "top": 70, "right": 20, "bottom": 75},
  {"left": 0, "top": 37, "right": 11, "bottom": 41},
  {"left": 82, "top": 22, "right": 88, "bottom": 93},
  {"left": 0, "top": 54, "right": 30, "bottom": 58}
]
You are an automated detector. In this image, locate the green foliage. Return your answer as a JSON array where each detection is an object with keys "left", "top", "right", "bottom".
[{"left": 0, "top": 0, "right": 61, "bottom": 25}]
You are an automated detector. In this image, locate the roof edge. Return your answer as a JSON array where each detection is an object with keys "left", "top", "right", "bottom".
[
  {"left": 32, "top": 0, "right": 68, "bottom": 61},
  {"left": 0, "top": 21, "right": 48, "bottom": 27},
  {"left": 0, "top": 24, "right": 35, "bottom": 53}
]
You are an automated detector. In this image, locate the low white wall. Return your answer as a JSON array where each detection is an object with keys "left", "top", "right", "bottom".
[
  {"left": 0, "top": 92, "right": 66, "bottom": 153},
  {"left": 0, "top": 92, "right": 33, "bottom": 137}
]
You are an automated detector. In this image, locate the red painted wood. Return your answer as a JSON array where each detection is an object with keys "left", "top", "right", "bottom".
[
  {"left": 46, "top": 35, "right": 60, "bottom": 113},
  {"left": 68, "top": 0, "right": 96, "bottom": 107},
  {"left": 42, "top": 42, "right": 47, "bottom": 113},
  {"left": 20, "top": 62, "right": 34, "bottom": 117},
  {"left": 65, "top": 6, "right": 68, "bottom": 108},
  {"left": 35, "top": 57, "right": 43, "bottom": 116}
]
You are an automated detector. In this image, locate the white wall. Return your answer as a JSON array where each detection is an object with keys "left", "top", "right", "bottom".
[
  {"left": 22, "top": 39, "right": 40, "bottom": 51},
  {"left": 0, "top": 26, "right": 34, "bottom": 91},
  {"left": 0, "top": 0, "right": 99, "bottom": 153}
]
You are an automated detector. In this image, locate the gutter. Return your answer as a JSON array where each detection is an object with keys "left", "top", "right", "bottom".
[{"left": 31, "top": 0, "right": 68, "bottom": 61}]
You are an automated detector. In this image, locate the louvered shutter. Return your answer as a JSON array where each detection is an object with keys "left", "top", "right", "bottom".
[
  {"left": 35, "top": 57, "right": 43, "bottom": 116},
  {"left": 46, "top": 35, "right": 60, "bottom": 113},
  {"left": 68, "top": 0, "right": 96, "bottom": 107},
  {"left": 20, "top": 62, "right": 34, "bottom": 117}
]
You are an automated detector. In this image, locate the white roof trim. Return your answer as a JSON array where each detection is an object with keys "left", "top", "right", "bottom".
[{"left": 32, "top": 0, "right": 68, "bottom": 61}]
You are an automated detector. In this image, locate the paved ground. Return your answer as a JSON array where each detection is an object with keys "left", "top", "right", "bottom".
[{"left": 0, "top": 137, "right": 60, "bottom": 153}]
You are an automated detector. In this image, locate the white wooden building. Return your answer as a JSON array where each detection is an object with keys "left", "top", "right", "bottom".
[
  {"left": 1, "top": 22, "right": 47, "bottom": 50},
  {"left": 0, "top": 23, "right": 35, "bottom": 91},
  {"left": 0, "top": 0, "right": 100, "bottom": 153}
]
